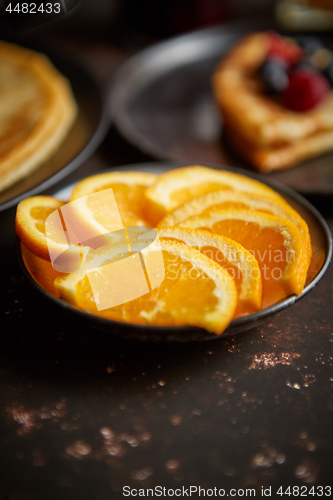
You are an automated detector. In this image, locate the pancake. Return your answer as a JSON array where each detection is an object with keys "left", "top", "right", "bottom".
[
  {"left": 0, "top": 41, "right": 77, "bottom": 193},
  {"left": 226, "top": 123, "right": 333, "bottom": 172},
  {"left": 212, "top": 32, "right": 333, "bottom": 171}
]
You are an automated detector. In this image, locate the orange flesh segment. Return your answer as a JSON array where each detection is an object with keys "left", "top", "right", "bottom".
[
  {"left": 145, "top": 166, "right": 286, "bottom": 224},
  {"left": 170, "top": 183, "right": 233, "bottom": 206},
  {"left": 54, "top": 240, "right": 238, "bottom": 334},
  {"left": 31, "top": 206, "right": 59, "bottom": 230},
  {"left": 198, "top": 244, "right": 260, "bottom": 316},
  {"left": 75, "top": 250, "right": 218, "bottom": 325},
  {"left": 21, "top": 244, "right": 65, "bottom": 297},
  {"left": 209, "top": 221, "right": 288, "bottom": 307},
  {"left": 88, "top": 183, "right": 151, "bottom": 225},
  {"left": 15, "top": 196, "right": 68, "bottom": 261},
  {"left": 206, "top": 202, "right": 311, "bottom": 267},
  {"left": 160, "top": 237, "right": 259, "bottom": 317},
  {"left": 158, "top": 189, "right": 311, "bottom": 270}
]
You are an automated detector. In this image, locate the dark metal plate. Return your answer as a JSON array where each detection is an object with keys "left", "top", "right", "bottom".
[
  {"left": 110, "top": 18, "right": 333, "bottom": 195},
  {"left": 16, "top": 162, "right": 332, "bottom": 342},
  {"left": 0, "top": 46, "right": 109, "bottom": 212}
]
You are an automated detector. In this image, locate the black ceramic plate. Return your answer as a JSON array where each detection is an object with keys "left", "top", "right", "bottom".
[
  {"left": 0, "top": 46, "right": 109, "bottom": 212},
  {"left": 110, "top": 18, "right": 333, "bottom": 195},
  {"left": 17, "top": 162, "right": 332, "bottom": 342}
]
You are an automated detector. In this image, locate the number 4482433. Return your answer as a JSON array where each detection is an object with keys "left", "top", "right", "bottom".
[
  {"left": 277, "top": 486, "right": 331, "bottom": 496},
  {"left": 5, "top": 3, "right": 61, "bottom": 14}
]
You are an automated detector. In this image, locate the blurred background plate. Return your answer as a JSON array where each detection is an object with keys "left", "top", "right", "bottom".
[
  {"left": 110, "top": 17, "right": 333, "bottom": 195},
  {"left": 18, "top": 162, "right": 332, "bottom": 342},
  {"left": 0, "top": 47, "right": 109, "bottom": 212}
]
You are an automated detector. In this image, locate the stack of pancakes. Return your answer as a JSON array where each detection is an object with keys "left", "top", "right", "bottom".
[
  {"left": 212, "top": 33, "right": 333, "bottom": 172},
  {"left": 0, "top": 41, "right": 77, "bottom": 193}
]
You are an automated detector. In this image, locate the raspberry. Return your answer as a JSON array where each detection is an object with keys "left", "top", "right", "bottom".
[
  {"left": 267, "top": 31, "right": 303, "bottom": 66},
  {"left": 283, "top": 69, "right": 330, "bottom": 111}
]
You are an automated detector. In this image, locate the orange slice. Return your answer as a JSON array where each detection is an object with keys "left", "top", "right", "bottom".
[
  {"left": 158, "top": 227, "right": 262, "bottom": 316},
  {"left": 70, "top": 171, "right": 157, "bottom": 226},
  {"left": 15, "top": 196, "right": 65, "bottom": 260},
  {"left": 158, "top": 189, "right": 312, "bottom": 266},
  {"left": 21, "top": 243, "right": 65, "bottom": 297},
  {"left": 15, "top": 195, "right": 90, "bottom": 271},
  {"left": 144, "top": 165, "right": 286, "bottom": 225},
  {"left": 178, "top": 209, "right": 307, "bottom": 306},
  {"left": 54, "top": 239, "right": 238, "bottom": 335}
]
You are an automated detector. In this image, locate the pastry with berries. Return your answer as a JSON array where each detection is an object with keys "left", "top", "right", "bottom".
[{"left": 212, "top": 31, "right": 333, "bottom": 172}]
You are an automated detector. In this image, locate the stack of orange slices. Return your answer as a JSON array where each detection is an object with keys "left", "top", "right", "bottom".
[{"left": 15, "top": 165, "right": 312, "bottom": 336}]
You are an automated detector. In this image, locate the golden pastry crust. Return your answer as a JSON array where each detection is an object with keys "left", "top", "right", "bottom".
[
  {"left": 226, "top": 123, "right": 333, "bottom": 172},
  {"left": 212, "top": 32, "right": 333, "bottom": 171},
  {"left": 0, "top": 41, "right": 77, "bottom": 193}
]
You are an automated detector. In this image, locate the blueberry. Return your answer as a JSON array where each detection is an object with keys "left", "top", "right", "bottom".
[
  {"left": 260, "top": 57, "right": 289, "bottom": 94},
  {"left": 296, "top": 36, "right": 323, "bottom": 54}
]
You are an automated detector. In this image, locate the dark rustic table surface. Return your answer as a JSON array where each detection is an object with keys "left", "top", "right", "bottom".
[{"left": 0, "top": 37, "right": 332, "bottom": 500}]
